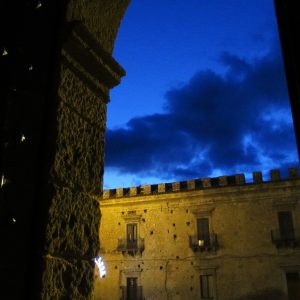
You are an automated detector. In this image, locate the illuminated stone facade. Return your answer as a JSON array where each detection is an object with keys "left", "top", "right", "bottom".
[{"left": 94, "top": 169, "right": 300, "bottom": 300}]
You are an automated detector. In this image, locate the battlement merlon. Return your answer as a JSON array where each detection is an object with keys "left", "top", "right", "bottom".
[{"left": 102, "top": 168, "right": 299, "bottom": 199}]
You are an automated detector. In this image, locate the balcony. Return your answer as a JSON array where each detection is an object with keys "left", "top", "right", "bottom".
[
  {"left": 120, "top": 286, "right": 143, "bottom": 300},
  {"left": 189, "top": 234, "right": 218, "bottom": 252},
  {"left": 117, "top": 238, "right": 145, "bottom": 255},
  {"left": 271, "top": 229, "right": 300, "bottom": 248}
]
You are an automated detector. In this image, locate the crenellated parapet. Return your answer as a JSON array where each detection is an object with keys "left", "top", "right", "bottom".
[{"left": 102, "top": 168, "right": 299, "bottom": 199}]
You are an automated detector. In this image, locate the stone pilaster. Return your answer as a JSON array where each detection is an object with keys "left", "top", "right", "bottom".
[{"left": 40, "top": 18, "right": 127, "bottom": 300}]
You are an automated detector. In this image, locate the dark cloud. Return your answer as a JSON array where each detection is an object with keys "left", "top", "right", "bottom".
[{"left": 105, "top": 43, "right": 298, "bottom": 183}]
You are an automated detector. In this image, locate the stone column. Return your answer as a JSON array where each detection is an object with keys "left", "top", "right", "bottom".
[
  {"left": 40, "top": 26, "right": 126, "bottom": 299},
  {"left": 39, "top": 1, "right": 130, "bottom": 299}
]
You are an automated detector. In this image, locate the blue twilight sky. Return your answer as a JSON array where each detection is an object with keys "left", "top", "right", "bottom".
[{"left": 103, "top": 0, "right": 299, "bottom": 189}]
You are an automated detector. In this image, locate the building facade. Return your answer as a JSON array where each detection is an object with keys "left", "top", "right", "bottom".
[{"left": 93, "top": 169, "right": 300, "bottom": 300}]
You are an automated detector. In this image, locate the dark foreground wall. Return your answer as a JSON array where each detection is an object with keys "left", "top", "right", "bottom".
[
  {"left": 274, "top": 0, "right": 300, "bottom": 160},
  {"left": 0, "top": 1, "right": 130, "bottom": 299}
]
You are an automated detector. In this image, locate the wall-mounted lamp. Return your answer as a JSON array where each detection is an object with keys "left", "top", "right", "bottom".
[{"left": 198, "top": 240, "right": 204, "bottom": 247}]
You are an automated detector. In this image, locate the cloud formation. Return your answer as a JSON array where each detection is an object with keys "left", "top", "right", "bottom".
[{"left": 105, "top": 42, "right": 298, "bottom": 186}]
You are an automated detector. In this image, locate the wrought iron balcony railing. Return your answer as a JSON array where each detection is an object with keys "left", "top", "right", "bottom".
[
  {"left": 271, "top": 229, "right": 300, "bottom": 248},
  {"left": 117, "top": 238, "right": 145, "bottom": 255},
  {"left": 189, "top": 234, "right": 218, "bottom": 252},
  {"left": 120, "top": 286, "right": 143, "bottom": 300}
]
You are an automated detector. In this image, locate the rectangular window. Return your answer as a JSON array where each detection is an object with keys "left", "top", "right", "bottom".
[
  {"left": 197, "top": 218, "right": 210, "bottom": 247},
  {"left": 127, "top": 223, "right": 137, "bottom": 250},
  {"left": 286, "top": 272, "right": 300, "bottom": 300},
  {"left": 278, "top": 211, "right": 295, "bottom": 241},
  {"left": 127, "top": 277, "right": 138, "bottom": 300},
  {"left": 200, "top": 274, "right": 214, "bottom": 299}
]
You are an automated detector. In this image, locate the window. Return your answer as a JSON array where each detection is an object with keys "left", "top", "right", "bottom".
[
  {"left": 197, "top": 268, "right": 217, "bottom": 300},
  {"left": 189, "top": 209, "right": 218, "bottom": 252},
  {"left": 278, "top": 211, "right": 295, "bottom": 241},
  {"left": 200, "top": 274, "right": 214, "bottom": 299},
  {"left": 118, "top": 216, "right": 144, "bottom": 255},
  {"left": 271, "top": 209, "right": 298, "bottom": 248},
  {"left": 286, "top": 272, "right": 300, "bottom": 300},
  {"left": 120, "top": 270, "right": 143, "bottom": 300},
  {"left": 127, "top": 223, "right": 137, "bottom": 250},
  {"left": 197, "top": 218, "right": 210, "bottom": 247},
  {"left": 127, "top": 277, "right": 138, "bottom": 300}
]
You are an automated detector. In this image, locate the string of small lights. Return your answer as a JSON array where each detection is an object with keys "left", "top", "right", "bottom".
[
  {"left": 0, "top": 0, "right": 45, "bottom": 224},
  {"left": 0, "top": 1, "right": 64, "bottom": 298}
]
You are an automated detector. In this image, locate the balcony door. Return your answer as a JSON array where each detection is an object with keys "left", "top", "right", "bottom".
[
  {"left": 127, "top": 277, "right": 138, "bottom": 300},
  {"left": 127, "top": 223, "right": 137, "bottom": 250},
  {"left": 278, "top": 211, "right": 295, "bottom": 241},
  {"left": 197, "top": 218, "right": 210, "bottom": 246}
]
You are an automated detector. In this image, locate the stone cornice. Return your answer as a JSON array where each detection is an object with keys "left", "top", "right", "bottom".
[
  {"left": 121, "top": 212, "right": 142, "bottom": 223},
  {"left": 62, "top": 21, "right": 126, "bottom": 102},
  {"left": 191, "top": 206, "right": 215, "bottom": 217}
]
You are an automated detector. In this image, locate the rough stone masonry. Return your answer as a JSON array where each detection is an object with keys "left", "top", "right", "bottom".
[{"left": 39, "top": 1, "right": 130, "bottom": 299}]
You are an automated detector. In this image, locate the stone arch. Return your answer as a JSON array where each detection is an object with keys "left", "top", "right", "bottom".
[{"left": 1, "top": 1, "right": 299, "bottom": 299}]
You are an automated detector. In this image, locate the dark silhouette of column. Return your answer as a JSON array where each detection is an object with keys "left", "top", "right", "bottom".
[{"left": 274, "top": 0, "right": 300, "bottom": 160}]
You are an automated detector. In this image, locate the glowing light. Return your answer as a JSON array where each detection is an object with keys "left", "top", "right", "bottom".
[
  {"left": 1, "top": 175, "right": 5, "bottom": 188},
  {"left": 2, "top": 48, "right": 8, "bottom": 56},
  {"left": 28, "top": 65, "right": 33, "bottom": 71},
  {"left": 0, "top": 174, "right": 7, "bottom": 188},
  {"left": 36, "top": 2, "right": 42, "bottom": 8},
  {"left": 20, "top": 134, "right": 26, "bottom": 142},
  {"left": 12, "top": 218, "right": 16, "bottom": 224},
  {"left": 198, "top": 240, "right": 205, "bottom": 247},
  {"left": 1, "top": 174, "right": 9, "bottom": 188},
  {"left": 95, "top": 256, "right": 106, "bottom": 278}
]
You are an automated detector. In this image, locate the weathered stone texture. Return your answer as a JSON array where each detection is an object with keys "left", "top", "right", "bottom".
[
  {"left": 130, "top": 186, "right": 138, "bottom": 196},
  {"left": 66, "top": 0, "right": 131, "bottom": 53},
  {"left": 40, "top": 1, "right": 130, "bottom": 298},
  {"left": 42, "top": 71, "right": 105, "bottom": 297},
  {"left": 44, "top": 187, "right": 100, "bottom": 258},
  {"left": 51, "top": 67, "right": 106, "bottom": 194},
  {"left": 41, "top": 257, "right": 94, "bottom": 300},
  {"left": 59, "top": 66, "right": 107, "bottom": 127}
]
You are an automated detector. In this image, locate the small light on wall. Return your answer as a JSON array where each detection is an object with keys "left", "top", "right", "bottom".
[
  {"left": 1, "top": 175, "right": 5, "bottom": 188},
  {"left": 28, "top": 65, "right": 33, "bottom": 71},
  {"left": 198, "top": 240, "right": 204, "bottom": 247},
  {"left": 95, "top": 256, "right": 106, "bottom": 278},
  {"left": 36, "top": 1, "right": 42, "bottom": 8},
  {"left": 2, "top": 48, "right": 8, "bottom": 56},
  {"left": 20, "top": 134, "right": 26, "bottom": 143},
  {"left": 12, "top": 218, "right": 17, "bottom": 224},
  {"left": 1, "top": 174, "right": 10, "bottom": 188}
]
